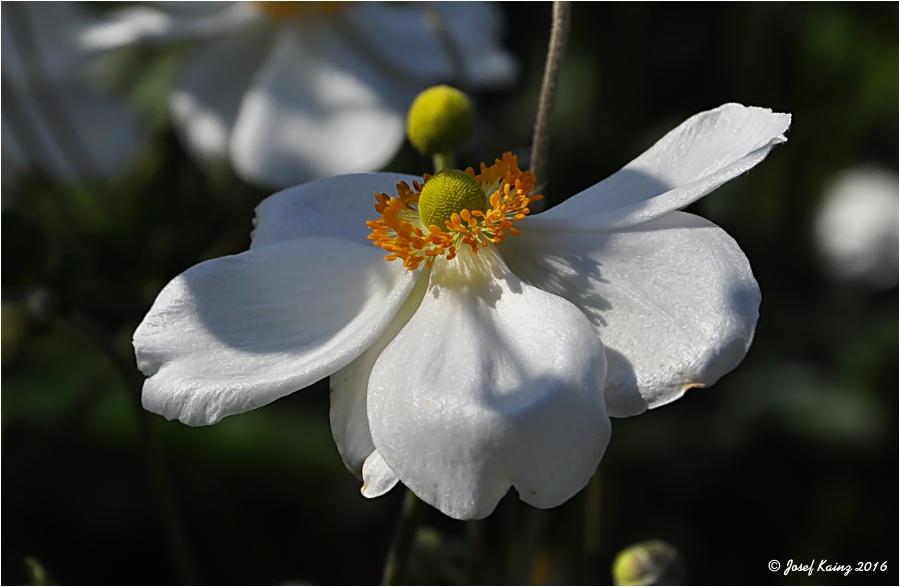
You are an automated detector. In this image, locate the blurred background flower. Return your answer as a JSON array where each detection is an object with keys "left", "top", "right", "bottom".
[
  {"left": 2, "top": 2, "right": 897, "bottom": 585},
  {"left": 82, "top": 1, "right": 517, "bottom": 188},
  {"left": 1, "top": 2, "right": 144, "bottom": 189},
  {"left": 814, "top": 165, "right": 898, "bottom": 289}
]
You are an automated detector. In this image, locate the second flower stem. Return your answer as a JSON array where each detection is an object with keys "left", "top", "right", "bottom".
[
  {"left": 530, "top": 1, "right": 572, "bottom": 193},
  {"left": 381, "top": 489, "right": 427, "bottom": 585}
]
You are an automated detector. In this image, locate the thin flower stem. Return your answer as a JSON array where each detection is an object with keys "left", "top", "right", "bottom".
[
  {"left": 530, "top": 1, "right": 572, "bottom": 194},
  {"left": 433, "top": 152, "right": 456, "bottom": 172},
  {"left": 382, "top": 489, "right": 427, "bottom": 585},
  {"left": 583, "top": 468, "right": 603, "bottom": 582},
  {"left": 64, "top": 312, "right": 201, "bottom": 586},
  {"left": 510, "top": 508, "right": 548, "bottom": 585},
  {"left": 466, "top": 519, "right": 488, "bottom": 585},
  {"left": 420, "top": 2, "right": 470, "bottom": 93}
]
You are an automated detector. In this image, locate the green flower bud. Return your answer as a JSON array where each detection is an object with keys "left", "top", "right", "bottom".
[
  {"left": 612, "top": 540, "right": 686, "bottom": 586},
  {"left": 407, "top": 85, "right": 476, "bottom": 155},
  {"left": 418, "top": 169, "right": 486, "bottom": 230}
]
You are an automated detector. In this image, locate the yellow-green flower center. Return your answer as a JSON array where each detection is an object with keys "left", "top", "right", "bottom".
[
  {"left": 418, "top": 169, "right": 487, "bottom": 230},
  {"left": 367, "top": 153, "right": 542, "bottom": 271}
]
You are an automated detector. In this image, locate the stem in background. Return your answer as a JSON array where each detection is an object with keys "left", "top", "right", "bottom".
[
  {"left": 382, "top": 489, "right": 427, "bottom": 585},
  {"left": 65, "top": 312, "right": 200, "bottom": 586},
  {"left": 510, "top": 508, "right": 548, "bottom": 585},
  {"left": 583, "top": 468, "right": 603, "bottom": 582},
  {"left": 433, "top": 152, "right": 456, "bottom": 172},
  {"left": 421, "top": 2, "right": 470, "bottom": 93},
  {"left": 466, "top": 519, "right": 488, "bottom": 585},
  {"left": 529, "top": 1, "right": 572, "bottom": 194}
]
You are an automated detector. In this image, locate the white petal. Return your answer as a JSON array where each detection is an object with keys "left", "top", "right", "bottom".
[
  {"left": 170, "top": 22, "right": 273, "bottom": 165},
  {"left": 251, "top": 172, "right": 421, "bottom": 250},
  {"left": 80, "top": 3, "right": 258, "bottom": 50},
  {"left": 500, "top": 212, "right": 760, "bottom": 417},
  {"left": 330, "top": 269, "right": 429, "bottom": 475},
  {"left": 361, "top": 450, "right": 400, "bottom": 498},
  {"left": 135, "top": 237, "right": 417, "bottom": 426},
  {"left": 338, "top": 2, "right": 517, "bottom": 88},
  {"left": 230, "top": 25, "right": 408, "bottom": 189},
  {"left": 368, "top": 248, "right": 610, "bottom": 520},
  {"left": 536, "top": 104, "right": 790, "bottom": 229}
]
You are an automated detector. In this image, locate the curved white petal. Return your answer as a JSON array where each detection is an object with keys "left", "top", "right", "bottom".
[
  {"left": 170, "top": 21, "right": 273, "bottom": 165},
  {"left": 536, "top": 104, "right": 790, "bottom": 229},
  {"left": 361, "top": 450, "right": 400, "bottom": 498},
  {"left": 230, "top": 24, "right": 408, "bottom": 189},
  {"left": 368, "top": 248, "right": 610, "bottom": 520},
  {"left": 338, "top": 2, "right": 517, "bottom": 88},
  {"left": 500, "top": 211, "right": 760, "bottom": 417},
  {"left": 135, "top": 237, "right": 417, "bottom": 426},
  {"left": 80, "top": 3, "right": 258, "bottom": 50},
  {"left": 251, "top": 172, "right": 421, "bottom": 250},
  {"left": 330, "top": 269, "right": 429, "bottom": 475}
]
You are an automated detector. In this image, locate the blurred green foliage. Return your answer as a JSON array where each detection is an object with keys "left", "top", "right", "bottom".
[{"left": 3, "top": 3, "right": 897, "bottom": 585}]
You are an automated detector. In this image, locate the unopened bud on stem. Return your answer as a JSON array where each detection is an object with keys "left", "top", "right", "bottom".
[{"left": 407, "top": 85, "right": 475, "bottom": 157}]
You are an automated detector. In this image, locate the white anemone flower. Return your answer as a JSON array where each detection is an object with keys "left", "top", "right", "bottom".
[
  {"left": 2, "top": 2, "right": 143, "bottom": 186},
  {"left": 134, "top": 103, "right": 790, "bottom": 520},
  {"left": 82, "top": 1, "right": 517, "bottom": 189}
]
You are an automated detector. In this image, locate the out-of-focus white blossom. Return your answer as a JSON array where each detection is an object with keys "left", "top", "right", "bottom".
[
  {"left": 1, "top": 2, "right": 143, "bottom": 186},
  {"left": 83, "top": 2, "right": 517, "bottom": 189},
  {"left": 814, "top": 166, "right": 899, "bottom": 289}
]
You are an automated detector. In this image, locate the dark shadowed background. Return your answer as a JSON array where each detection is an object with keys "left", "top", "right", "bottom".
[{"left": 3, "top": 2, "right": 897, "bottom": 585}]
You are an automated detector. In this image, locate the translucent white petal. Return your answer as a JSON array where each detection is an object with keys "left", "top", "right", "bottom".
[
  {"left": 170, "top": 21, "right": 273, "bottom": 165},
  {"left": 80, "top": 3, "right": 257, "bottom": 50},
  {"left": 330, "top": 270, "right": 429, "bottom": 475},
  {"left": 135, "top": 237, "right": 417, "bottom": 426},
  {"left": 251, "top": 173, "right": 421, "bottom": 250},
  {"left": 1, "top": 3, "right": 143, "bottom": 182},
  {"left": 500, "top": 212, "right": 760, "bottom": 417},
  {"left": 230, "top": 25, "right": 408, "bottom": 188},
  {"left": 361, "top": 450, "right": 400, "bottom": 498},
  {"left": 3, "top": 2, "right": 82, "bottom": 80},
  {"left": 338, "top": 2, "right": 517, "bottom": 87},
  {"left": 368, "top": 248, "right": 610, "bottom": 520},
  {"left": 535, "top": 104, "right": 790, "bottom": 229}
]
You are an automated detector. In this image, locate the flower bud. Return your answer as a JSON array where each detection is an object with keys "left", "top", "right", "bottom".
[
  {"left": 407, "top": 85, "right": 475, "bottom": 155},
  {"left": 612, "top": 540, "right": 686, "bottom": 586}
]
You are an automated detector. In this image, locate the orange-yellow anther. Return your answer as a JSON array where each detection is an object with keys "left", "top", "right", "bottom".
[{"left": 367, "top": 153, "right": 542, "bottom": 270}]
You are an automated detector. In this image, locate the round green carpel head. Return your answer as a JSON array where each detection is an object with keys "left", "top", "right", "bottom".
[
  {"left": 407, "top": 86, "right": 476, "bottom": 155},
  {"left": 418, "top": 169, "right": 487, "bottom": 230}
]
